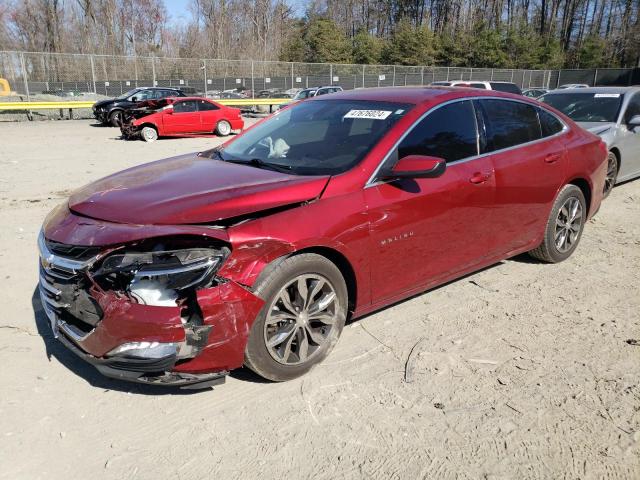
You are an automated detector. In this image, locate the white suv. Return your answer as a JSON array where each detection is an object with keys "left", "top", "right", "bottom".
[{"left": 430, "top": 80, "right": 522, "bottom": 95}]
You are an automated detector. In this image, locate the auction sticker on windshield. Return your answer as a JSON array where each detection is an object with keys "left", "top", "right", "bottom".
[
  {"left": 344, "top": 110, "right": 392, "bottom": 120},
  {"left": 594, "top": 94, "right": 621, "bottom": 98}
]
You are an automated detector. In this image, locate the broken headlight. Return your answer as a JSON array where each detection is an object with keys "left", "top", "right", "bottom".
[{"left": 96, "top": 248, "right": 228, "bottom": 306}]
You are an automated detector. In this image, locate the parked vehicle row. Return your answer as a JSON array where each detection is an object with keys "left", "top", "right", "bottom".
[{"left": 42, "top": 86, "right": 614, "bottom": 389}]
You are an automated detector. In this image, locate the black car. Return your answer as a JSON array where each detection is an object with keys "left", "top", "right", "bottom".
[{"left": 92, "top": 87, "right": 188, "bottom": 126}]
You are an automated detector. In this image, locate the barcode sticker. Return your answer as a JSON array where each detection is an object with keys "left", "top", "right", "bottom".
[{"left": 344, "top": 110, "right": 392, "bottom": 120}]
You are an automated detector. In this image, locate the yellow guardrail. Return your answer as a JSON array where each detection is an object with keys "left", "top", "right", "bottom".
[{"left": 0, "top": 98, "right": 290, "bottom": 111}]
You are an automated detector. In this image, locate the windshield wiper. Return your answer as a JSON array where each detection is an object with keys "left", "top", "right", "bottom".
[{"left": 226, "top": 158, "right": 294, "bottom": 174}]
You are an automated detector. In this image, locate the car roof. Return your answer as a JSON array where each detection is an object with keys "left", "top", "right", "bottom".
[
  {"left": 310, "top": 86, "right": 528, "bottom": 106},
  {"left": 138, "top": 86, "right": 182, "bottom": 91},
  {"left": 546, "top": 86, "right": 639, "bottom": 95}
]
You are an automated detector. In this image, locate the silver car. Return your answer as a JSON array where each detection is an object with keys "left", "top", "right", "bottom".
[{"left": 539, "top": 87, "right": 640, "bottom": 196}]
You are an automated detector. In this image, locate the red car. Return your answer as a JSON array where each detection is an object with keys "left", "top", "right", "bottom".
[
  {"left": 120, "top": 97, "right": 243, "bottom": 142},
  {"left": 39, "top": 87, "right": 607, "bottom": 388}
]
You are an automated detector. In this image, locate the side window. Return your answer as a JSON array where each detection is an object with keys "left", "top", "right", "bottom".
[
  {"left": 173, "top": 100, "right": 198, "bottom": 113},
  {"left": 479, "top": 99, "right": 541, "bottom": 151},
  {"left": 132, "top": 90, "right": 153, "bottom": 101},
  {"left": 397, "top": 100, "right": 478, "bottom": 163},
  {"left": 624, "top": 93, "right": 640, "bottom": 123},
  {"left": 538, "top": 108, "right": 564, "bottom": 137},
  {"left": 316, "top": 89, "right": 328, "bottom": 96},
  {"left": 470, "top": 83, "right": 487, "bottom": 89},
  {"left": 198, "top": 100, "right": 219, "bottom": 111}
]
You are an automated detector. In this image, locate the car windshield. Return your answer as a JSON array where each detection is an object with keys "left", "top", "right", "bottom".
[
  {"left": 218, "top": 99, "right": 412, "bottom": 175},
  {"left": 116, "top": 89, "right": 139, "bottom": 100},
  {"left": 539, "top": 92, "right": 623, "bottom": 123}
]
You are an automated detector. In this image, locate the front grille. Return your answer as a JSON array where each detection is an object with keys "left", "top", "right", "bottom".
[
  {"left": 39, "top": 234, "right": 103, "bottom": 339},
  {"left": 45, "top": 239, "right": 101, "bottom": 262}
]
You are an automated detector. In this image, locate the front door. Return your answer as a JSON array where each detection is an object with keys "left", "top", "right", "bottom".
[
  {"left": 163, "top": 100, "right": 200, "bottom": 134},
  {"left": 365, "top": 100, "right": 497, "bottom": 304}
]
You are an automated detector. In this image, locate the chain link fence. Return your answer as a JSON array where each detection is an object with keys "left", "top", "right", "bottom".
[{"left": 1, "top": 50, "right": 638, "bottom": 100}]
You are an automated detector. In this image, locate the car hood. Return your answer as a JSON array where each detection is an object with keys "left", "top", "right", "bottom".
[
  {"left": 93, "top": 99, "right": 116, "bottom": 109},
  {"left": 577, "top": 121, "right": 616, "bottom": 136},
  {"left": 68, "top": 154, "right": 330, "bottom": 225}
]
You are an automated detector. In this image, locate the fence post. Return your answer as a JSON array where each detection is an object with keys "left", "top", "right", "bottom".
[
  {"left": 251, "top": 61, "right": 255, "bottom": 98},
  {"left": 510, "top": 70, "right": 514, "bottom": 82},
  {"left": 290, "top": 62, "right": 294, "bottom": 91},
  {"left": 19, "top": 52, "right": 30, "bottom": 100},
  {"left": 203, "top": 59, "right": 208, "bottom": 97},
  {"left": 593, "top": 68, "right": 598, "bottom": 86},
  {"left": 329, "top": 64, "right": 333, "bottom": 85},
  {"left": 421, "top": 66, "right": 424, "bottom": 85},
  {"left": 362, "top": 65, "right": 365, "bottom": 88},
  {"left": 151, "top": 57, "right": 156, "bottom": 86},
  {"left": 446, "top": 67, "right": 450, "bottom": 81},
  {"left": 392, "top": 65, "right": 396, "bottom": 86},
  {"left": 89, "top": 55, "right": 96, "bottom": 93}
]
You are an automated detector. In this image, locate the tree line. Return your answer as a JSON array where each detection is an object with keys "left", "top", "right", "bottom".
[{"left": 0, "top": 0, "right": 638, "bottom": 69}]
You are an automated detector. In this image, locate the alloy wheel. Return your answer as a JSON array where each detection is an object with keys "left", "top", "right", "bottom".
[
  {"left": 603, "top": 154, "right": 617, "bottom": 196},
  {"left": 263, "top": 274, "right": 339, "bottom": 365},
  {"left": 554, "top": 196, "right": 583, "bottom": 253}
]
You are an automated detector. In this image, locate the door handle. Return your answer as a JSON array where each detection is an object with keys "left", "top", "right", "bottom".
[
  {"left": 469, "top": 171, "right": 492, "bottom": 184},
  {"left": 545, "top": 152, "right": 562, "bottom": 164}
]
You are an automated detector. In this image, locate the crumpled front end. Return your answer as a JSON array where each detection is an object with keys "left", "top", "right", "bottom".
[{"left": 38, "top": 216, "right": 265, "bottom": 389}]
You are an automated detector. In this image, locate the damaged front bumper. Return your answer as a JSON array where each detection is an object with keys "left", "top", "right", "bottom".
[{"left": 38, "top": 229, "right": 264, "bottom": 389}]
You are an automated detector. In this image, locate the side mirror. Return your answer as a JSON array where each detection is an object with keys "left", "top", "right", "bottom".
[
  {"left": 628, "top": 115, "right": 640, "bottom": 127},
  {"left": 380, "top": 155, "right": 446, "bottom": 180}
]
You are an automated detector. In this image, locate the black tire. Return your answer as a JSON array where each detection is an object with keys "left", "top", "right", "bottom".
[
  {"left": 244, "top": 253, "right": 348, "bottom": 381},
  {"left": 529, "top": 184, "right": 587, "bottom": 263},
  {"left": 603, "top": 151, "right": 618, "bottom": 198},
  {"left": 215, "top": 120, "right": 232, "bottom": 136},
  {"left": 109, "top": 110, "right": 123, "bottom": 127}
]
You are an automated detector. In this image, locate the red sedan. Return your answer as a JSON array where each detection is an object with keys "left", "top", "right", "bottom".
[
  {"left": 39, "top": 87, "right": 607, "bottom": 388},
  {"left": 121, "top": 96, "right": 244, "bottom": 142}
]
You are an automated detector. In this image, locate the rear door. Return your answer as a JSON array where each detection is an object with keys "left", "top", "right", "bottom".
[
  {"left": 476, "top": 98, "right": 567, "bottom": 256},
  {"left": 163, "top": 100, "right": 200, "bottom": 134},
  {"left": 197, "top": 99, "right": 223, "bottom": 133},
  {"left": 365, "top": 100, "right": 497, "bottom": 302}
]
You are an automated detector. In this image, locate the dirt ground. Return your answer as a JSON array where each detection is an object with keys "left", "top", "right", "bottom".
[{"left": 0, "top": 119, "right": 638, "bottom": 480}]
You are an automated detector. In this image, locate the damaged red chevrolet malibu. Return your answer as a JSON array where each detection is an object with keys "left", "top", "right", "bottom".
[{"left": 39, "top": 87, "right": 607, "bottom": 389}]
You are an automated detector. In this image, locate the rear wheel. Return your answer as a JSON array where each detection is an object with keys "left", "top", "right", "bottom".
[
  {"left": 528, "top": 184, "right": 586, "bottom": 263},
  {"left": 141, "top": 126, "right": 158, "bottom": 143},
  {"left": 215, "top": 120, "right": 231, "bottom": 136},
  {"left": 244, "top": 254, "right": 348, "bottom": 381},
  {"left": 109, "top": 110, "right": 123, "bottom": 127},
  {"left": 603, "top": 151, "right": 618, "bottom": 198}
]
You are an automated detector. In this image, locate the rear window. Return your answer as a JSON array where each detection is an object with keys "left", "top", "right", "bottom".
[
  {"left": 478, "top": 99, "right": 541, "bottom": 151},
  {"left": 489, "top": 82, "right": 522, "bottom": 95}
]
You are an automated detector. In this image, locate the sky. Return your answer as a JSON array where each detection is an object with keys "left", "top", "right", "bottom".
[{"left": 163, "top": 0, "right": 307, "bottom": 26}]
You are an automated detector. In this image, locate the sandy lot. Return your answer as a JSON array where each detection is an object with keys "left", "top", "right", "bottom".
[{"left": 0, "top": 119, "right": 638, "bottom": 480}]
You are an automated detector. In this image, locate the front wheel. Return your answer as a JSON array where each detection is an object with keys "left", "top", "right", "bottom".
[
  {"left": 215, "top": 120, "right": 231, "bottom": 136},
  {"left": 141, "top": 126, "right": 158, "bottom": 142},
  {"left": 244, "top": 254, "right": 348, "bottom": 381},
  {"left": 109, "top": 110, "right": 123, "bottom": 127},
  {"left": 528, "top": 184, "right": 586, "bottom": 263}
]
